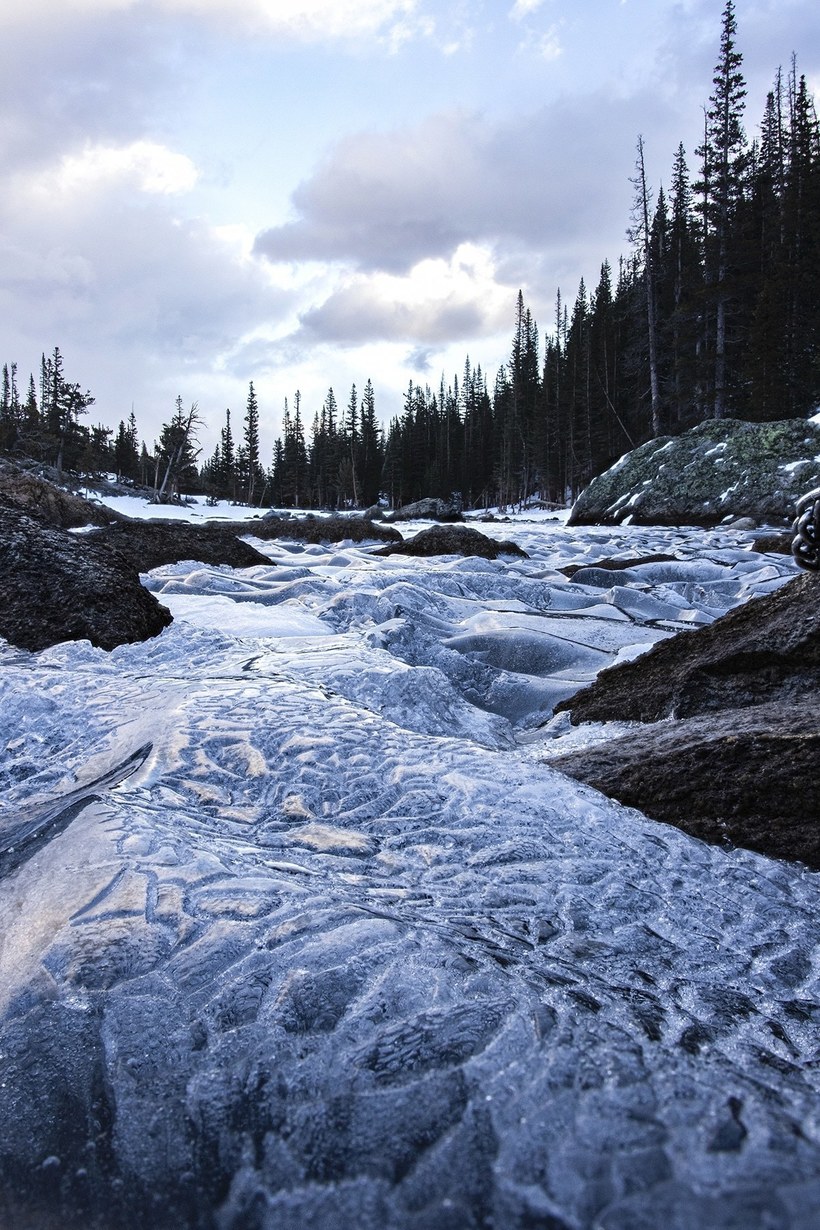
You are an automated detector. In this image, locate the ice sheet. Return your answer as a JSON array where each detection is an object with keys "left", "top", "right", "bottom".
[{"left": 0, "top": 515, "right": 814, "bottom": 1230}]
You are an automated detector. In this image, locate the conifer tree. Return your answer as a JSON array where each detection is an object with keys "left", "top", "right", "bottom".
[
  {"left": 243, "top": 381, "right": 263, "bottom": 504},
  {"left": 629, "top": 135, "right": 662, "bottom": 436},
  {"left": 698, "top": 0, "right": 747, "bottom": 417}
]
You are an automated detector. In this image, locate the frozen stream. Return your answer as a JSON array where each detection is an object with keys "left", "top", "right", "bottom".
[{"left": 1, "top": 514, "right": 818, "bottom": 1229}]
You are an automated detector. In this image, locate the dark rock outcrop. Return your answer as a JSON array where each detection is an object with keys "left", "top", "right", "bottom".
[
  {"left": 556, "top": 571, "right": 820, "bottom": 723},
  {"left": 376, "top": 524, "right": 528, "bottom": 559},
  {"left": 549, "top": 704, "right": 820, "bottom": 869},
  {"left": 568, "top": 417, "right": 820, "bottom": 527},
  {"left": 253, "top": 514, "right": 401, "bottom": 545},
  {"left": 87, "top": 519, "right": 274, "bottom": 571},
  {"left": 0, "top": 461, "right": 123, "bottom": 528},
  {"left": 551, "top": 572, "right": 820, "bottom": 867},
  {"left": 384, "top": 498, "right": 463, "bottom": 522},
  {"left": 0, "top": 499, "right": 172, "bottom": 651},
  {"left": 560, "top": 553, "right": 677, "bottom": 578}
]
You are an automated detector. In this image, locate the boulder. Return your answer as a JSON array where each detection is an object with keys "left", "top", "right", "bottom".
[
  {"left": 0, "top": 461, "right": 122, "bottom": 528},
  {"left": 568, "top": 417, "right": 820, "bottom": 527},
  {"left": 0, "top": 499, "right": 172, "bottom": 652},
  {"left": 384, "top": 498, "right": 463, "bottom": 523},
  {"left": 551, "top": 571, "right": 820, "bottom": 867},
  {"left": 548, "top": 703, "right": 820, "bottom": 869},
  {"left": 376, "top": 523, "right": 528, "bottom": 559},
  {"left": 252, "top": 514, "right": 401, "bottom": 545},
  {"left": 87, "top": 520, "right": 275, "bottom": 571},
  {"left": 555, "top": 570, "right": 820, "bottom": 723}
]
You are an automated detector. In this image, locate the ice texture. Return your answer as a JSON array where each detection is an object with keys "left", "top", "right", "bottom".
[{"left": 1, "top": 516, "right": 817, "bottom": 1230}]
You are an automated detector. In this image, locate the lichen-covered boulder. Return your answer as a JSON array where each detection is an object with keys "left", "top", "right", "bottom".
[{"left": 568, "top": 417, "right": 820, "bottom": 527}]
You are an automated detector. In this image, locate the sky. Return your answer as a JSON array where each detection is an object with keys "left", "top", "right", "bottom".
[{"left": 1, "top": 0, "right": 818, "bottom": 459}]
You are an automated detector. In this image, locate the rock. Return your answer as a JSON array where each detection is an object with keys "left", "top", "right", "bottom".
[
  {"left": 375, "top": 524, "right": 528, "bottom": 559},
  {"left": 87, "top": 520, "right": 275, "bottom": 571},
  {"left": 555, "top": 571, "right": 820, "bottom": 723},
  {"left": 551, "top": 572, "right": 820, "bottom": 867},
  {"left": 0, "top": 498, "right": 172, "bottom": 652},
  {"left": 0, "top": 460, "right": 123, "bottom": 528},
  {"left": 250, "top": 514, "right": 401, "bottom": 545},
  {"left": 560, "top": 553, "right": 677, "bottom": 578},
  {"left": 568, "top": 417, "right": 820, "bottom": 527},
  {"left": 752, "top": 532, "right": 792, "bottom": 555},
  {"left": 548, "top": 703, "right": 820, "bottom": 869},
  {"left": 384, "top": 498, "right": 463, "bottom": 523},
  {"left": 727, "top": 515, "right": 758, "bottom": 530}
]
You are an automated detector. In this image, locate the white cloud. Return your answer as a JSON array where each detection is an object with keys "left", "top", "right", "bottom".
[
  {"left": 298, "top": 244, "right": 513, "bottom": 346},
  {"left": 0, "top": 0, "right": 426, "bottom": 43},
  {"left": 26, "top": 141, "right": 200, "bottom": 198},
  {"left": 533, "top": 25, "right": 562, "bottom": 60},
  {"left": 510, "top": 0, "right": 545, "bottom": 20},
  {"left": 254, "top": 96, "right": 650, "bottom": 276}
]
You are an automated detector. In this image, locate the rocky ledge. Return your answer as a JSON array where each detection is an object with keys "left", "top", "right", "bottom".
[
  {"left": 0, "top": 497, "right": 173, "bottom": 652},
  {"left": 0, "top": 460, "right": 123, "bottom": 528},
  {"left": 86, "top": 519, "right": 274, "bottom": 571},
  {"left": 551, "top": 570, "right": 820, "bottom": 868},
  {"left": 251, "top": 512, "right": 401, "bottom": 544}
]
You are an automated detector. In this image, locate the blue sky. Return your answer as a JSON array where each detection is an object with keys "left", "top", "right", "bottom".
[{"left": 1, "top": 0, "right": 818, "bottom": 457}]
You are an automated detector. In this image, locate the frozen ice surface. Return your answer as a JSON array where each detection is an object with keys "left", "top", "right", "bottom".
[{"left": 1, "top": 518, "right": 817, "bottom": 1230}]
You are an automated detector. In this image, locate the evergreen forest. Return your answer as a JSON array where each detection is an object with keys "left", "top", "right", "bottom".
[{"left": 1, "top": 1, "right": 818, "bottom": 511}]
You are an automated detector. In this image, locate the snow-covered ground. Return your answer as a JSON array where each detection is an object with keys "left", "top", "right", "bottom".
[{"left": 1, "top": 500, "right": 818, "bottom": 1229}]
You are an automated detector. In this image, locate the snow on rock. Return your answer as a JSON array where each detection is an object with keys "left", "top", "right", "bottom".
[
  {"left": 569, "top": 417, "right": 820, "bottom": 527},
  {"left": 1, "top": 517, "right": 817, "bottom": 1230}
]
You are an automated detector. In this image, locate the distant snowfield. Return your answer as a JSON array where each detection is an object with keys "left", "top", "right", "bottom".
[{"left": 2, "top": 498, "right": 819, "bottom": 1230}]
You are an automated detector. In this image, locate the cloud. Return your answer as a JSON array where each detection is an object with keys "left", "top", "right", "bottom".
[
  {"left": 0, "top": 149, "right": 294, "bottom": 439},
  {"left": 254, "top": 94, "right": 656, "bottom": 276},
  {"left": 28, "top": 140, "right": 200, "bottom": 197},
  {"left": 510, "top": 0, "right": 545, "bottom": 20},
  {"left": 532, "top": 26, "right": 562, "bottom": 60},
  {"left": 297, "top": 244, "right": 513, "bottom": 346},
  {"left": 0, "top": 0, "right": 427, "bottom": 43}
]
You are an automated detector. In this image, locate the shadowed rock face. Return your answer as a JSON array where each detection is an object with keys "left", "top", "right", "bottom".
[
  {"left": 87, "top": 520, "right": 275, "bottom": 571},
  {"left": 253, "top": 514, "right": 402, "bottom": 544},
  {"left": 549, "top": 704, "right": 820, "bottom": 869},
  {"left": 384, "top": 498, "right": 464, "bottom": 522},
  {"left": 552, "top": 572, "right": 820, "bottom": 867},
  {"left": 0, "top": 499, "right": 172, "bottom": 651},
  {"left": 377, "top": 524, "right": 528, "bottom": 559},
  {"left": 555, "top": 571, "right": 820, "bottom": 723},
  {"left": 0, "top": 463, "right": 122, "bottom": 528}
]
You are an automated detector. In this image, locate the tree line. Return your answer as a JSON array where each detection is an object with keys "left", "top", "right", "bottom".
[
  {"left": 380, "top": 2, "right": 820, "bottom": 508},
  {"left": 1, "top": 3, "right": 818, "bottom": 510}
]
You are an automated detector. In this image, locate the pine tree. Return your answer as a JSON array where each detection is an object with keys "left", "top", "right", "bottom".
[
  {"left": 699, "top": 0, "right": 747, "bottom": 418},
  {"left": 155, "top": 397, "right": 201, "bottom": 501},
  {"left": 114, "top": 418, "right": 139, "bottom": 481},
  {"left": 359, "top": 380, "right": 383, "bottom": 507},
  {"left": 343, "top": 384, "right": 360, "bottom": 507},
  {"left": 243, "top": 381, "right": 263, "bottom": 504},
  {"left": 221, "top": 408, "right": 236, "bottom": 499},
  {"left": 629, "top": 135, "right": 663, "bottom": 436}
]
